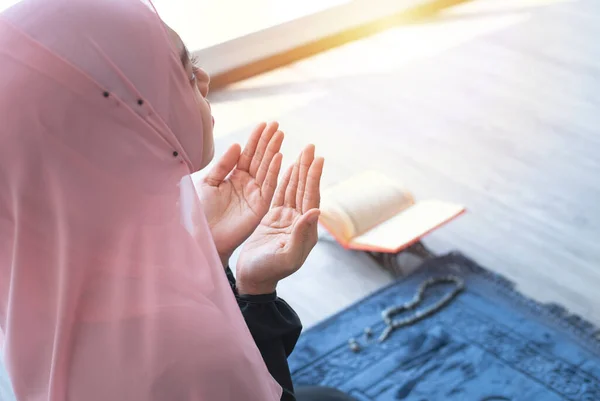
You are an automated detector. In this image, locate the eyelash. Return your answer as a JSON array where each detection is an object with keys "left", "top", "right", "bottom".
[
  {"left": 191, "top": 55, "right": 202, "bottom": 74},
  {"left": 189, "top": 55, "right": 201, "bottom": 82}
]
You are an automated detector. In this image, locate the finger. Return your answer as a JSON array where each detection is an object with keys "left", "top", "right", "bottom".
[
  {"left": 255, "top": 130, "right": 284, "bottom": 185},
  {"left": 284, "top": 153, "right": 301, "bottom": 209},
  {"left": 303, "top": 157, "right": 324, "bottom": 212},
  {"left": 249, "top": 122, "right": 279, "bottom": 177},
  {"left": 203, "top": 143, "right": 242, "bottom": 186},
  {"left": 261, "top": 152, "right": 283, "bottom": 203},
  {"left": 237, "top": 122, "right": 266, "bottom": 172},
  {"left": 272, "top": 164, "right": 293, "bottom": 207},
  {"left": 295, "top": 144, "right": 315, "bottom": 211}
]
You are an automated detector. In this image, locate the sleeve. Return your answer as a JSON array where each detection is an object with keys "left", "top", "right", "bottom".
[{"left": 225, "top": 268, "right": 301, "bottom": 401}]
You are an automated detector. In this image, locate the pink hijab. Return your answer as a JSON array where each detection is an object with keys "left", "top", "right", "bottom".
[{"left": 0, "top": 0, "right": 281, "bottom": 400}]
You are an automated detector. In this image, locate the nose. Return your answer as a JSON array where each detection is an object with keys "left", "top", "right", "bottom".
[{"left": 195, "top": 67, "right": 210, "bottom": 97}]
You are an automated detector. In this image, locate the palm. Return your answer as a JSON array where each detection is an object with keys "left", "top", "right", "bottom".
[
  {"left": 198, "top": 122, "right": 283, "bottom": 259},
  {"left": 240, "top": 207, "right": 301, "bottom": 264},
  {"left": 237, "top": 146, "right": 324, "bottom": 295},
  {"left": 202, "top": 169, "right": 269, "bottom": 253}
]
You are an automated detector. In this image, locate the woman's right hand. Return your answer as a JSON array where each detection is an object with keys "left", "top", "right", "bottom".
[{"left": 236, "top": 145, "right": 324, "bottom": 295}]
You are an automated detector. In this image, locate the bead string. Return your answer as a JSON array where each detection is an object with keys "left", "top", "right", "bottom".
[{"left": 378, "top": 275, "right": 465, "bottom": 342}]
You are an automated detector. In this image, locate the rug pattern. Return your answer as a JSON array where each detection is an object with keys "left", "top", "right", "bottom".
[{"left": 289, "top": 252, "right": 600, "bottom": 401}]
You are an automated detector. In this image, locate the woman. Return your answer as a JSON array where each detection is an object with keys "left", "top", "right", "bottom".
[{"left": 0, "top": 0, "right": 354, "bottom": 400}]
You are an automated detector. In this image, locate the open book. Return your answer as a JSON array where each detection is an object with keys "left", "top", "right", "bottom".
[{"left": 319, "top": 171, "right": 465, "bottom": 253}]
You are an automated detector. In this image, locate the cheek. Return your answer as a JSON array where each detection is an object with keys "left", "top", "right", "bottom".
[
  {"left": 195, "top": 96, "right": 212, "bottom": 129},
  {"left": 198, "top": 134, "right": 215, "bottom": 170},
  {"left": 192, "top": 88, "right": 210, "bottom": 117},
  {"left": 203, "top": 121, "right": 214, "bottom": 157},
  {"left": 205, "top": 140, "right": 215, "bottom": 163},
  {"left": 198, "top": 99, "right": 214, "bottom": 164},
  {"left": 189, "top": 87, "right": 214, "bottom": 166}
]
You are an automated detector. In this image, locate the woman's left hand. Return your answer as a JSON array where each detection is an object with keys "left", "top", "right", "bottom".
[
  {"left": 236, "top": 145, "right": 324, "bottom": 295},
  {"left": 198, "top": 122, "right": 284, "bottom": 267}
]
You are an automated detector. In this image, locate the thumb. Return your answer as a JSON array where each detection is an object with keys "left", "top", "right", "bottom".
[
  {"left": 290, "top": 209, "right": 320, "bottom": 249},
  {"left": 204, "top": 143, "right": 241, "bottom": 186}
]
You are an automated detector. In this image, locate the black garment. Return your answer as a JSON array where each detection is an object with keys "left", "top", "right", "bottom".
[
  {"left": 225, "top": 268, "right": 300, "bottom": 400},
  {"left": 225, "top": 268, "right": 355, "bottom": 401}
]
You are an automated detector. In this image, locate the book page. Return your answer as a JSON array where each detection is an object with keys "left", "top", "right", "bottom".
[
  {"left": 320, "top": 171, "right": 414, "bottom": 241},
  {"left": 349, "top": 200, "right": 464, "bottom": 251},
  {"left": 318, "top": 202, "right": 356, "bottom": 243}
]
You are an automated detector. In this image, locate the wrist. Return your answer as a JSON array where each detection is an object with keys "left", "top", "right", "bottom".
[{"left": 236, "top": 278, "right": 277, "bottom": 296}]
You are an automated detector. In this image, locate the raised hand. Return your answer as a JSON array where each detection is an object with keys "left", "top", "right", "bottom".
[
  {"left": 197, "top": 122, "right": 284, "bottom": 267},
  {"left": 236, "top": 145, "right": 324, "bottom": 295}
]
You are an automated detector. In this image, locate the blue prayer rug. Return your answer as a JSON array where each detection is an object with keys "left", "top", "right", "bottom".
[{"left": 289, "top": 252, "right": 600, "bottom": 401}]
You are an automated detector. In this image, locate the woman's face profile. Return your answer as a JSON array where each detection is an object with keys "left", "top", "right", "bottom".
[{"left": 165, "top": 25, "right": 215, "bottom": 169}]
